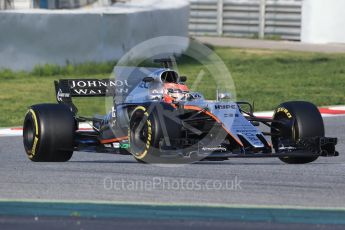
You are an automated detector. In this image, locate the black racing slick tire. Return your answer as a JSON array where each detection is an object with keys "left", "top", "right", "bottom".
[
  {"left": 128, "top": 104, "right": 182, "bottom": 163},
  {"left": 23, "top": 104, "right": 76, "bottom": 162},
  {"left": 271, "top": 101, "right": 324, "bottom": 164}
]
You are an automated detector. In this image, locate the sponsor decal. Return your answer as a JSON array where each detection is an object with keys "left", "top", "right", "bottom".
[
  {"left": 111, "top": 106, "right": 116, "bottom": 118},
  {"left": 224, "top": 113, "right": 239, "bottom": 118},
  {"left": 68, "top": 80, "right": 130, "bottom": 95},
  {"left": 236, "top": 129, "right": 260, "bottom": 142},
  {"left": 56, "top": 89, "right": 70, "bottom": 102},
  {"left": 139, "top": 82, "right": 149, "bottom": 89},
  {"left": 276, "top": 107, "right": 292, "bottom": 119},
  {"left": 120, "top": 143, "right": 130, "bottom": 149},
  {"left": 69, "top": 80, "right": 130, "bottom": 89},
  {"left": 31, "top": 136, "right": 39, "bottom": 156},
  {"left": 243, "top": 133, "right": 258, "bottom": 142},
  {"left": 145, "top": 119, "right": 152, "bottom": 150},
  {"left": 214, "top": 104, "right": 237, "bottom": 110},
  {"left": 202, "top": 146, "right": 227, "bottom": 152}
]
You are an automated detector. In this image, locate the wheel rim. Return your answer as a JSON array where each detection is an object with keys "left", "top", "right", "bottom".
[
  {"left": 130, "top": 116, "right": 149, "bottom": 157},
  {"left": 23, "top": 117, "right": 35, "bottom": 155},
  {"left": 272, "top": 113, "right": 296, "bottom": 152}
]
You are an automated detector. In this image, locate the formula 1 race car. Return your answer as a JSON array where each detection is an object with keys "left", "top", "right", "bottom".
[{"left": 23, "top": 59, "right": 338, "bottom": 164}]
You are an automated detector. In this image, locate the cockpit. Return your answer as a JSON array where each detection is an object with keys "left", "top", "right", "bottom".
[
  {"left": 160, "top": 71, "right": 179, "bottom": 83},
  {"left": 158, "top": 71, "right": 189, "bottom": 103}
]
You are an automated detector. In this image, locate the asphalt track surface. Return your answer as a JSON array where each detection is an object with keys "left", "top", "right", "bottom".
[{"left": 0, "top": 116, "right": 345, "bottom": 229}]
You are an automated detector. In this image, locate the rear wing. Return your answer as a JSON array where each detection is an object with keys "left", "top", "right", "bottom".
[
  {"left": 54, "top": 67, "right": 162, "bottom": 113},
  {"left": 54, "top": 79, "right": 116, "bottom": 113}
]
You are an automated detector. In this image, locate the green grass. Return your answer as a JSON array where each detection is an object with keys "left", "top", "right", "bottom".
[
  {"left": 1, "top": 47, "right": 345, "bottom": 127},
  {"left": 214, "top": 48, "right": 345, "bottom": 110}
]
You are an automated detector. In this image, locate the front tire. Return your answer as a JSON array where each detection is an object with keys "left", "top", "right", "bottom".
[
  {"left": 271, "top": 101, "right": 324, "bottom": 164},
  {"left": 128, "top": 105, "right": 182, "bottom": 163},
  {"left": 23, "top": 104, "right": 76, "bottom": 162}
]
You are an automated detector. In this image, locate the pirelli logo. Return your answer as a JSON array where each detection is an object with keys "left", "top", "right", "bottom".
[{"left": 276, "top": 107, "right": 293, "bottom": 119}]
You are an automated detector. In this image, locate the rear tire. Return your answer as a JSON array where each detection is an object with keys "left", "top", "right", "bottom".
[
  {"left": 23, "top": 104, "right": 76, "bottom": 162},
  {"left": 271, "top": 101, "right": 324, "bottom": 164}
]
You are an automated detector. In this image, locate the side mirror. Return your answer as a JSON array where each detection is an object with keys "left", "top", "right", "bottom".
[
  {"left": 218, "top": 92, "right": 232, "bottom": 100},
  {"left": 179, "top": 76, "right": 187, "bottom": 82},
  {"left": 143, "top": 77, "right": 154, "bottom": 83}
]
